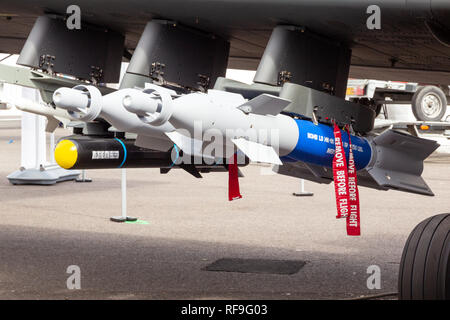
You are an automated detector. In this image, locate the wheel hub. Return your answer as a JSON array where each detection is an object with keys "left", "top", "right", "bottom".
[{"left": 421, "top": 93, "right": 442, "bottom": 118}]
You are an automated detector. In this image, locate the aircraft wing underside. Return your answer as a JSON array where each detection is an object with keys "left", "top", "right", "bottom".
[{"left": 0, "top": 0, "right": 450, "bottom": 84}]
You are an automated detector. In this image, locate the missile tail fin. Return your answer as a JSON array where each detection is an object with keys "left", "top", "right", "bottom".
[
  {"left": 366, "top": 130, "right": 439, "bottom": 196},
  {"left": 45, "top": 116, "right": 61, "bottom": 132},
  {"left": 273, "top": 130, "right": 438, "bottom": 196},
  {"left": 273, "top": 161, "right": 332, "bottom": 184},
  {"left": 180, "top": 164, "right": 202, "bottom": 178}
]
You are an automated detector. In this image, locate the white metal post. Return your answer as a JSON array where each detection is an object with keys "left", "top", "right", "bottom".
[
  {"left": 293, "top": 179, "right": 314, "bottom": 197},
  {"left": 49, "top": 132, "right": 55, "bottom": 164},
  {"left": 75, "top": 169, "right": 92, "bottom": 182},
  {"left": 121, "top": 168, "right": 127, "bottom": 219},
  {"left": 110, "top": 167, "right": 137, "bottom": 222}
]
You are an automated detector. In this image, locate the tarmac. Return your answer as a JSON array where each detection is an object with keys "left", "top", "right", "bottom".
[{"left": 1, "top": 123, "right": 450, "bottom": 299}]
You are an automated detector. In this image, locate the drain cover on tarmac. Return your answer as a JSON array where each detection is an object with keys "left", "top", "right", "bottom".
[{"left": 202, "top": 258, "right": 306, "bottom": 275}]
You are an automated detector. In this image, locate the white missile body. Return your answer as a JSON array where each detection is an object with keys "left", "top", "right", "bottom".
[
  {"left": 173, "top": 92, "right": 298, "bottom": 152},
  {"left": 54, "top": 84, "right": 298, "bottom": 162},
  {"left": 118, "top": 85, "right": 440, "bottom": 196},
  {"left": 121, "top": 88, "right": 299, "bottom": 163},
  {"left": 53, "top": 83, "right": 439, "bottom": 196},
  {"left": 53, "top": 85, "right": 177, "bottom": 151}
]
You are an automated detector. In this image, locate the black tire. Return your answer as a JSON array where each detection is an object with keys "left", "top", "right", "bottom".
[
  {"left": 398, "top": 213, "right": 450, "bottom": 300},
  {"left": 411, "top": 86, "right": 447, "bottom": 121}
]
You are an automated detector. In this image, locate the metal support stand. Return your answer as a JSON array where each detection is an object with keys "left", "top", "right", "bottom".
[
  {"left": 292, "top": 179, "right": 314, "bottom": 197},
  {"left": 110, "top": 168, "right": 137, "bottom": 222},
  {"left": 75, "top": 170, "right": 92, "bottom": 183},
  {"left": 49, "top": 132, "right": 55, "bottom": 163},
  {"left": 7, "top": 88, "right": 79, "bottom": 185}
]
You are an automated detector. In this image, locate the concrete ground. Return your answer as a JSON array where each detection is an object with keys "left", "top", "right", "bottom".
[{"left": 1, "top": 124, "right": 449, "bottom": 300}]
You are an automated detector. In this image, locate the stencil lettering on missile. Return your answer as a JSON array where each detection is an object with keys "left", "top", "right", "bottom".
[
  {"left": 307, "top": 132, "right": 363, "bottom": 153},
  {"left": 92, "top": 151, "right": 120, "bottom": 160}
]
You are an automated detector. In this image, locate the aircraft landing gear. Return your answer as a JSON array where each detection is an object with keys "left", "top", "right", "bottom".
[{"left": 398, "top": 213, "right": 450, "bottom": 300}]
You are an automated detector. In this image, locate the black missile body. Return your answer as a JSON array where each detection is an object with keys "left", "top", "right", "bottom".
[{"left": 54, "top": 136, "right": 248, "bottom": 177}]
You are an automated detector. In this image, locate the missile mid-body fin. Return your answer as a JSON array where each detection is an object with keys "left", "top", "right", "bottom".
[
  {"left": 237, "top": 94, "right": 291, "bottom": 116},
  {"left": 231, "top": 138, "right": 282, "bottom": 165}
]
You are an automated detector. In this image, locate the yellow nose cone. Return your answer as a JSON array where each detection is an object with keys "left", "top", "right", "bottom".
[{"left": 54, "top": 140, "right": 78, "bottom": 169}]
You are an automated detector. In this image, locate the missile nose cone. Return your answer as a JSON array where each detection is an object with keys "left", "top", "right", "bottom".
[
  {"left": 53, "top": 91, "right": 62, "bottom": 104},
  {"left": 54, "top": 140, "right": 78, "bottom": 169},
  {"left": 53, "top": 85, "right": 102, "bottom": 121},
  {"left": 122, "top": 95, "right": 133, "bottom": 108},
  {"left": 122, "top": 90, "right": 159, "bottom": 116},
  {"left": 53, "top": 87, "right": 89, "bottom": 112}
]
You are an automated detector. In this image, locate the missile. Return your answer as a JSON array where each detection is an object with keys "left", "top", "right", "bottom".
[
  {"left": 54, "top": 136, "right": 248, "bottom": 177},
  {"left": 52, "top": 83, "right": 439, "bottom": 196},
  {"left": 12, "top": 97, "right": 72, "bottom": 132},
  {"left": 52, "top": 85, "right": 249, "bottom": 199},
  {"left": 53, "top": 85, "right": 177, "bottom": 152},
  {"left": 120, "top": 87, "right": 439, "bottom": 196},
  {"left": 52, "top": 86, "right": 102, "bottom": 122}
]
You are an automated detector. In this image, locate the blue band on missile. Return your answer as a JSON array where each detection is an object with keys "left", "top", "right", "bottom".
[
  {"left": 169, "top": 144, "right": 180, "bottom": 168},
  {"left": 282, "top": 119, "right": 372, "bottom": 170},
  {"left": 115, "top": 138, "right": 127, "bottom": 168}
]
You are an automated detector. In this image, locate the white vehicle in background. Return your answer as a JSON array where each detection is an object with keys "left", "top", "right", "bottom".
[
  {"left": 0, "top": 81, "right": 12, "bottom": 110},
  {"left": 346, "top": 79, "right": 450, "bottom": 155},
  {"left": 346, "top": 79, "right": 449, "bottom": 122}
]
